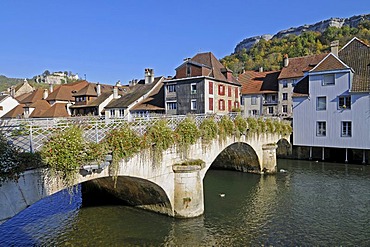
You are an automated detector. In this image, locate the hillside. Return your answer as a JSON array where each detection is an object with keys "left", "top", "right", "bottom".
[
  {"left": 0, "top": 75, "right": 27, "bottom": 93},
  {"left": 221, "top": 14, "right": 370, "bottom": 75}
]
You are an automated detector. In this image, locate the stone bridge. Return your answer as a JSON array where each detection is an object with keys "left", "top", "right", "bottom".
[{"left": 0, "top": 128, "right": 289, "bottom": 224}]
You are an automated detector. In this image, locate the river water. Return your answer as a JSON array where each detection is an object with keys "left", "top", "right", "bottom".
[{"left": 1, "top": 159, "right": 370, "bottom": 246}]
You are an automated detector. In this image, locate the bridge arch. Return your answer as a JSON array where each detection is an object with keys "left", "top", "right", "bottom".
[
  {"left": 81, "top": 176, "right": 173, "bottom": 215},
  {"left": 209, "top": 142, "right": 261, "bottom": 174}
]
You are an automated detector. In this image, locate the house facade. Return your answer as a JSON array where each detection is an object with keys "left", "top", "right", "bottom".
[
  {"left": 293, "top": 38, "right": 370, "bottom": 162},
  {"left": 105, "top": 69, "right": 165, "bottom": 119},
  {"left": 164, "top": 52, "right": 241, "bottom": 115},
  {"left": 239, "top": 70, "right": 279, "bottom": 117},
  {"left": 278, "top": 53, "right": 327, "bottom": 119},
  {"left": 0, "top": 94, "right": 19, "bottom": 118}
]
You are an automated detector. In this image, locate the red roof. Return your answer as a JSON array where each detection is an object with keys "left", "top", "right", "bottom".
[
  {"left": 239, "top": 70, "right": 279, "bottom": 95},
  {"left": 278, "top": 53, "right": 328, "bottom": 80}
]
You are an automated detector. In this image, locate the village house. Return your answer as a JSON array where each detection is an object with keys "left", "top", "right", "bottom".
[
  {"left": 238, "top": 69, "right": 280, "bottom": 117},
  {"left": 104, "top": 69, "right": 166, "bottom": 119},
  {"left": 164, "top": 52, "right": 241, "bottom": 115},
  {"left": 69, "top": 82, "right": 118, "bottom": 117},
  {"left": 2, "top": 80, "right": 91, "bottom": 119},
  {"left": 293, "top": 38, "right": 370, "bottom": 163},
  {"left": 0, "top": 94, "right": 19, "bottom": 118},
  {"left": 277, "top": 53, "right": 327, "bottom": 118}
]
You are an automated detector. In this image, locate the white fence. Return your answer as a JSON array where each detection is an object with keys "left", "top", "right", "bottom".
[{"left": 0, "top": 113, "right": 241, "bottom": 153}]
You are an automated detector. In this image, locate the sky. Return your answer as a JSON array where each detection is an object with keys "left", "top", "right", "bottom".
[{"left": 1, "top": 0, "right": 369, "bottom": 85}]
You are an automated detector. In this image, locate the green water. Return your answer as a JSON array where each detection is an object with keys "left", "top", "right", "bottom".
[{"left": 1, "top": 159, "right": 370, "bottom": 246}]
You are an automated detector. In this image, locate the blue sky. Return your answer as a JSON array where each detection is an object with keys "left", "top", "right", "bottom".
[{"left": 1, "top": 0, "right": 369, "bottom": 85}]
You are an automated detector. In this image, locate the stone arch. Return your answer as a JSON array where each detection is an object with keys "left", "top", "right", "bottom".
[
  {"left": 81, "top": 176, "right": 173, "bottom": 216},
  {"left": 207, "top": 142, "right": 261, "bottom": 174},
  {"left": 276, "top": 138, "right": 292, "bottom": 158}
]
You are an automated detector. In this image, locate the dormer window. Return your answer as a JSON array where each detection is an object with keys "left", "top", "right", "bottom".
[
  {"left": 323, "top": 74, "right": 335, "bottom": 86},
  {"left": 186, "top": 64, "right": 191, "bottom": 77}
]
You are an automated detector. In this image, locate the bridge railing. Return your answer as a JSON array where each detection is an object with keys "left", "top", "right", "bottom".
[{"left": 0, "top": 113, "right": 243, "bottom": 153}]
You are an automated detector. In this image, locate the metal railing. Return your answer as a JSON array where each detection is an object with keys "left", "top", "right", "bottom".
[{"left": 0, "top": 113, "right": 240, "bottom": 153}]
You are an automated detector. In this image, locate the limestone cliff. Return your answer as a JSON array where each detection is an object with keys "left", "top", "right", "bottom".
[{"left": 234, "top": 14, "right": 370, "bottom": 53}]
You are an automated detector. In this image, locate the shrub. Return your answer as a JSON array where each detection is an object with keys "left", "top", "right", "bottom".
[
  {"left": 40, "top": 125, "right": 86, "bottom": 189},
  {"left": 0, "top": 133, "right": 21, "bottom": 185},
  {"left": 218, "top": 115, "right": 234, "bottom": 142},
  {"left": 175, "top": 117, "right": 200, "bottom": 158},
  {"left": 104, "top": 123, "right": 141, "bottom": 176},
  {"left": 144, "top": 119, "right": 174, "bottom": 163},
  {"left": 199, "top": 117, "right": 218, "bottom": 146},
  {"left": 234, "top": 115, "right": 247, "bottom": 137}
]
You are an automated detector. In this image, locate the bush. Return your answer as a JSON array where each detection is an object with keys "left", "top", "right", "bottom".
[
  {"left": 144, "top": 119, "right": 174, "bottom": 163},
  {"left": 104, "top": 123, "right": 141, "bottom": 176},
  {"left": 218, "top": 115, "right": 234, "bottom": 142},
  {"left": 0, "top": 133, "right": 21, "bottom": 185},
  {"left": 199, "top": 117, "right": 218, "bottom": 146},
  {"left": 175, "top": 117, "right": 200, "bottom": 157},
  {"left": 41, "top": 125, "right": 99, "bottom": 189}
]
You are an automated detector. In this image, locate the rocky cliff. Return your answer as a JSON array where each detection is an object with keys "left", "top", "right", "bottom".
[{"left": 235, "top": 14, "right": 370, "bottom": 53}]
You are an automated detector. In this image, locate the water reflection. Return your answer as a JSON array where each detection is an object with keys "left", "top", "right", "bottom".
[{"left": 1, "top": 160, "right": 370, "bottom": 246}]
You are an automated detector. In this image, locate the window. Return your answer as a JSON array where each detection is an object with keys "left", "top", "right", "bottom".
[
  {"left": 341, "top": 121, "right": 352, "bottom": 137},
  {"left": 186, "top": 64, "right": 191, "bottom": 77},
  {"left": 282, "top": 80, "right": 288, "bottom": 88},
  {"left": 209, "top": 98, "right": 213, "bottom": 111},
  {"left": 209, "top": 81, "right": 213, "bottom": 94},
  {"left": 282, "top": 105, "right": 288, "bottom": 113},
  {"left": 323, "top": 74, "right": 335, "bottom": 86},
  {"left": 235, "top": 88, "right": 239, "bottom": 98},
  {"left": 191, "top": 83, "right": 197, "bottom": 94},
  {"left": 234, "top": 101, "right": 239, "bottom": 109},
  {"left": 317, "top": 121, "right": 326, "bottom": 137},
  {"left": 338, "top": 96, "right": 351, "bottom": 109},
  {"left": 228, "top": 100, "right": 232, "bottom": 111},
  {"left": 110, "top": 109, "right": 115, "bottom": 118},
  {"left": 283, "top": 93, "right": 288, "bottom": 101},
  {"left": 167, "top": 84, "right": 176, "bottom": 92},
  {"left": 271, "top": 95, "right": 276, "bottom": 102},
  {"left": 251, "top": 96, "right": 257, "bottom": 105},
  {"left": 167, "top": 102, "right": 177, "bottom": 110},
  {"left": 0, "top": 106, "right": 3, "bottom": 111},
  {"left": 228, "top": 86, "right": 232, "bottom": 97},
  {"left": 317, "top": 97, "right": 326, "bottom": 111},
  {"left": 191, "top": 99, "right": 197, "bottom": 110},
  {"left": 219, "top": 99, "right": 225, "bottom": 111},
  {"left": 119, "top": 109, "right": 125, "bottom": 117},
  {"left": 252, "top": 109, "right": 259, "bottom": 115},
  {"left": 218, "top": 85, "right": 225, "bottom": 96},
  {"left": 268, "top": 107, "right": 274, "bottom": 114}
]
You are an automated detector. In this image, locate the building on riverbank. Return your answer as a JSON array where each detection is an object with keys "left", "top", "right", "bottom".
[{"left": 292, "top": 38, "right": 370, "bottom": 163}]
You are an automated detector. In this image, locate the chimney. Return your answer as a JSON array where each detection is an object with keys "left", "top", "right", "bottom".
[
  {"left": 283, "top": 54, "right": 289, "bottom": 67},
  {"left": 113, "top": 86, "right": 119, "bottom": 99},
  {"left": 49, "top": 83, "right": 53, "bottom": 93},
  {"left": 43, "top": 89, "right": 48, "bottom": 100},
  {"left": 116, "top": 80, "right": 121, "bottom": 87},
  {"left": 145, "top": 68, "right": 154, "bottom": 84},
  {"left": 10, "top": 87, "right": 15, "bottom": 98},
  {"left": 330, "top": 40, "right": 339, "bottom": 56},
  {"left": 96, "top": 83, "right": 101, "bottom": 96},
  {"left": 259, "top": 67, "right": 264, "bottom": 72}
]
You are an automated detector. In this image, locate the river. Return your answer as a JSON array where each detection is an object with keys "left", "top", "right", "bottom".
[{"left": 1, "top": 159, "right": 370, "bottom": 246}]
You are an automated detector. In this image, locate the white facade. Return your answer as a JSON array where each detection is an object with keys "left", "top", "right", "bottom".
[
  {"left": 242, "top": 94, "right": 263, "bottom": 117},
  {"left": 293, "top": 67, "right": 370, "bottom": 149},
  {"left": 0, "top": 95, "right": 19, "bottom": 117}
]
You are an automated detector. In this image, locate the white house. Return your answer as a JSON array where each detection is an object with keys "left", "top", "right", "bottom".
[
  {"left": 0, "top": 94, "right": 19, "bottom": 117},
  {"left": 292, "top": 38, "right": 370, "bottom": 163}
]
